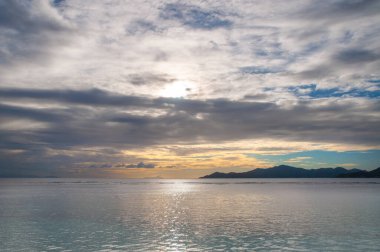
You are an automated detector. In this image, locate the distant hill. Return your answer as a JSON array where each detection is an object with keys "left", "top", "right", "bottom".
[
  {"left": 337, "top": 167, "right": 380, "bottom": 178},
  {"left": 200, "top": 165, "right": 364, "bottom": 178}
]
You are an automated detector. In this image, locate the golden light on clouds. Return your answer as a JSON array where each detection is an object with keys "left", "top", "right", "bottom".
[
  {"left": 103, "top": 139, "right": 379, "bottom": 178},
  {"left": 1, "top": 0, "right": 379, "bottom": 179}
]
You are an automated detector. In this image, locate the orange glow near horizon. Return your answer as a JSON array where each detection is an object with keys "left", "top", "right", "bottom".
[{"left": 88, "top": 139, "right": 380, "bottom": 179}]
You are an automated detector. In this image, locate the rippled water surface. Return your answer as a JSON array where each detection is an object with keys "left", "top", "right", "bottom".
[{"left": 1, "top": 178, "right": 380, "bottom": 251}]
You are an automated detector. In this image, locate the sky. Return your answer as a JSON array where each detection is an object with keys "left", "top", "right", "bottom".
[{"left": 0, "top": 0, "right": 379, "bottom": 178}]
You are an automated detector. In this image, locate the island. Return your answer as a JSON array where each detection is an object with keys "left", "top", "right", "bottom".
[
  {"left": 337, "top": 167, "right": 380, "bottom": 178},
  {"left": 200, "top": 165, "right": 380, "bottom": 178}
]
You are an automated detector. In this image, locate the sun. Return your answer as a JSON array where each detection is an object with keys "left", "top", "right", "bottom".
[{"left": 160, "top": 80, "right": 193, "bottom": 98}]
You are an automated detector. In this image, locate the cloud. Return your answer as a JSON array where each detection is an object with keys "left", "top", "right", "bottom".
[
  {"left": 239, "top": 66, "right": 281, "bottom": 75},
  {"left": 84, "top": 161, "right": 156, "bottom": 169},
  {"left": 288, "top": 84, "right": 380, "bottom": 99},
  {"left": 0, "top": 88, "right": 151, "bottom": 107},
  {"left": 336, "top": 163, "right": 358, "bottom": 168},
  {"left": 0, "top": 0, "right": 72, "bottom": 65},
  {"left": 0, "top": 103, "right": 63, "bottom": 122},
  {"left": 1, "top": 0, "right": 379, "bottom": 98},
  {"left": 124, "top": 162, "right": 155, "bottom": 169},
  {"left": 0, "top": 0, "right": 67, "bottom": 32},
  {"left": 126, "top": 19, "right": 159, "bottom": 35},
  {"left": 159, "top": 3, "right": 232, "bottom": 30},
  {"left": 127, "top": 72, "right": 176, "bottom": 86},
  {"left": 334, "top": 49, "right": 380, "bottom": 64},
  {"left": 0, "top": 87, "right": 379, "bottom": 150},
  {"left": 285, "top": 156, "right": 312, "bottom": 163},
  {"left": 1, "top": 0, "right": 379, "bottom": 177},
  {"left": 298, "top": 0, "right": 380, "bottom": 23}
]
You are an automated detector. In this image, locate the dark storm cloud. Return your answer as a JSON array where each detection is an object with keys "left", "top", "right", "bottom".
[
  {"left": 160, "top": 3, "right": 232, "bottom": 30},
  {"left": 0, "top": 87, "right": 379, "bottom": 147},
  {"left": 0, "top": 103, "right": 63, "bottom": 122},
  {"left": 1, "top": 87, "right": 379, "bottom": 176},
  {"left": 0, "top": 88, "right": 151, "bottom": 107}
]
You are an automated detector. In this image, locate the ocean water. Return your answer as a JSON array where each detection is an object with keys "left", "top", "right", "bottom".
[{"left": 0, "top": 179, "right": 379, "bottom": 251}]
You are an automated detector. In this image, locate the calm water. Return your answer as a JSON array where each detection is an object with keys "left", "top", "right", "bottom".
[{"left": 1, "top": 179, "right": 379, "bottom": 251}]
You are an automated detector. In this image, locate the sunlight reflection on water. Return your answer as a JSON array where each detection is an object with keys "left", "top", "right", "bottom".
[{"left": 1, "top": 178, "right": 380, "bottom": 251}]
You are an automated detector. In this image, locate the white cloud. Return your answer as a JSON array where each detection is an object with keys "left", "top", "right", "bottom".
[
  {"left": 285, "top": 156, "right": 312, "bottom": 163},
  {"left": 0, "top": 0, "right": 379, "bottom": 177},
  {"left": 0, "top": 0, "right": 379, "bottom": 99}
]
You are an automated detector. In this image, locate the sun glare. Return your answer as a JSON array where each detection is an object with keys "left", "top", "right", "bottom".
[{"left": 160, "top": 81, "right": 193, "bottom": 98}]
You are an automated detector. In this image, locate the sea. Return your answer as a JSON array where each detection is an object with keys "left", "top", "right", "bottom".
[{"left": 1, "top": 178, "right": 379, "bottom": 251}]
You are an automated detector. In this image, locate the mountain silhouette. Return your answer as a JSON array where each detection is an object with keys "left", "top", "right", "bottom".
[
  {"left": 200, "top": 165, "right": 364, "bottom": 178},
  {"left": 337, "top": 167, "right": 380, "bottom": 178}
]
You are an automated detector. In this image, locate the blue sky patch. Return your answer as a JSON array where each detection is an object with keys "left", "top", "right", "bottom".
[
  {"left": 249, "top": 150, "right": 380, "bottom": 170},
  {"left": 289, "top": 84, "right": 380, "bottom": 98},
  {"left": 160, "top": 3, "right": 232, "bottom": 30},
  {"left": 52, "top": 0, "right": 65, "bottom": 6},
  {"left": 367, "top": 79, "right": 380, "bottom": 84}
]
